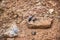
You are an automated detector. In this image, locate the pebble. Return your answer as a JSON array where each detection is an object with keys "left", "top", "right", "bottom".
[
  {"left": 48, "top": 9, "right": 54, "bottom": 14},
  {"left": 28, "top": 17, "right": 52, "bottom": 29},
  {"left": 13, "top": 14, "right": 18, "bottom": 18},
  {"left": 31, "top": 31, "right": 36, "bottom": 35}
]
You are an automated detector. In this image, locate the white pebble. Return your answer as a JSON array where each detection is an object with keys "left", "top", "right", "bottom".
[{"left": 48, "top": 9, "right": 54, "bottom": 14}]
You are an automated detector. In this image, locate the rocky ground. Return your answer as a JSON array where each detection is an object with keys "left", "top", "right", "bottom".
[{"left": 0, "top": 0, "right": 60, "bottom": 40}]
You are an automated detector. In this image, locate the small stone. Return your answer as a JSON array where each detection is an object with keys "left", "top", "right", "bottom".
[
  {"left": 48, "top": 9, "right": 54, "bottom": 14},
  {"left": 31, "top": 31, "right": 36, "bottom": 35},
  {"left": 13, "top": 14, "right": 18, "bottom": 18},
  {"left": 28, "top": 17, "right": 53, "bottom": 29},
  {"left": 36, "top": 2, "right": 41, "bottom": 6}
]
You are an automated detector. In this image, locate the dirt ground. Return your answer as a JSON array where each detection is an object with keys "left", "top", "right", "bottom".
[{"left": 0, "top": 0, "right": 60, "bottom": 40}]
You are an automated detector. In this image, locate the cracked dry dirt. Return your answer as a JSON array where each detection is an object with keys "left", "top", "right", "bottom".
[{"left": 0, "top": 0, "right": 60, "bottom": 40}]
